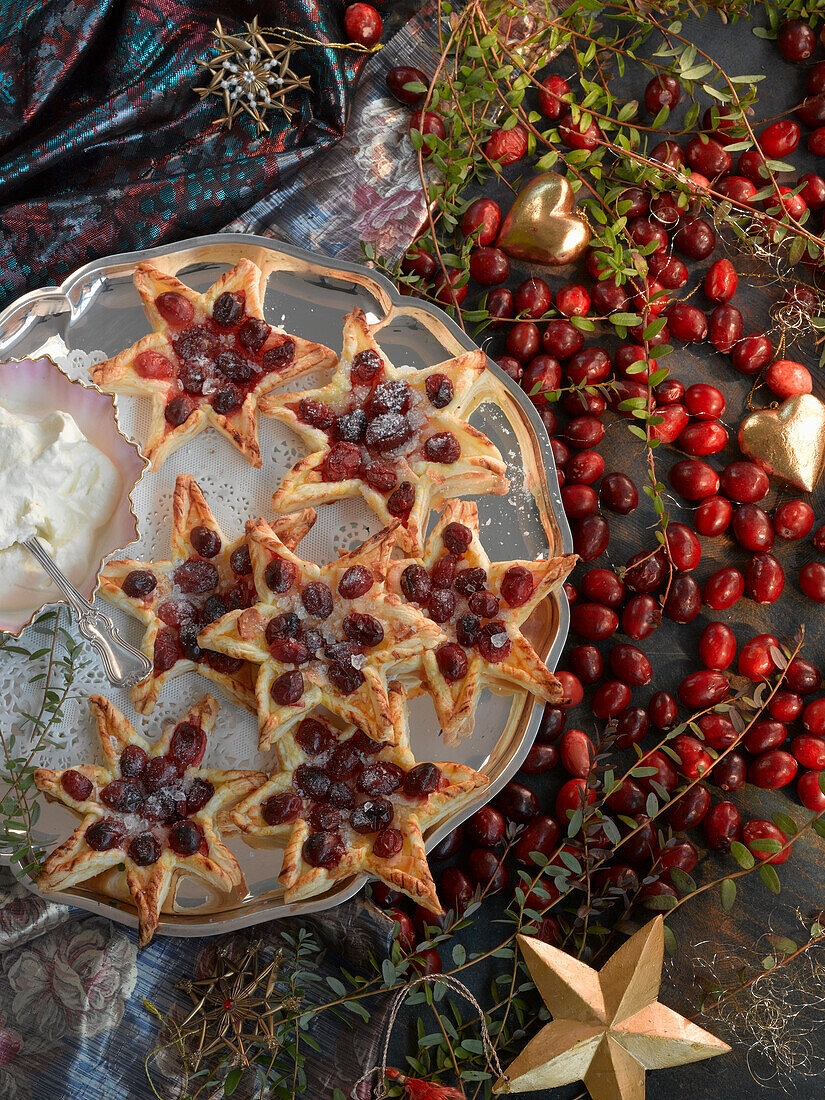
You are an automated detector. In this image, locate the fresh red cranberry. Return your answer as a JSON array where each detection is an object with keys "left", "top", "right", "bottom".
[
  {"left": 804, "top": 698, "right": 825, "bottom": 736},
  {"left": 467, "top": 847, "right": 510, "bottom": 893},
  {"left": 637, "top": 748, "right": 679, "bottom": 793},
  {"left": 703, "top": 567, "right": 745, "bottom": 610},
  {"left": 559, "top": 728, "right": 595, "bottom": 777},
  {"left": 704, "top": 260, "right": 738, "bottom": 304},
  {"left": 799, "top": 562, "right": 825, "bottom": 603},
  {"left": 429, "top": 827, "right": 463, "bottom": 861},
  {"left": 556, "top": 670, "right": 583, "bottom": 707},
  {"left": 622, "top": 594, "right": 660, "bottom": 640},
  {"left": 787, "top": 658, "right": 822, "bottom": 694},
  {"left": 778, "top": 18, "right": 816, "bottom": 62},
  {"left": 678, "top": 670, "right": 729, "bottom": 709},
  {"left": 662, "top": 840, "right": 699, "bottom": 876},
  {"left": 564, "top": 416, "right": 605, "bottom": 450},
  {"left": 686, "top": 135, "right": 732, "bottom": 177},
  {"left": 566, "top": 347, "right": 612, "bottom": 387},
  {"left": 628, "top": 217, "right": 668, "bottom": 253},
  {"left": 559, "top": 112, "right": 601, "bottom": 150},
  {"left": 649, "top": 252, "right": 688, "bottom": 289},
  {"left": 439, "top": 867, "right": 473, "bottom": 913},
  {"left": 506, "top": 322, "right": 541, "bottom": 363},
  {"left": 698, "top": 712, "right": 738, "bottom": 751},
  {"left": 737, "top": 148, "right": 769, "bottom": 183},
  {"left": 513, "top": 816, "right": 561, "bottom": 866},
  {"left": 555, "top": 777, "right": 595, "bottom": 822},
  {"left": 522, "top": 355, "right": 561, "bottom": 405},
  {"left": 465, "top": 806, "right": 506, "bottom": 848},
  {"left": 769, "top": 690, "right": 803, "bottom": 723},
  {"left": 669, "top": 460, "right": 720, "bottom": 500},
  {"left": 731, "top": 334, "right": 773, "bottom": 376},
  {"left": 667, "top": 784, "right": 711, "bottom": 830},
  {"left": 581, "top": 568, "right": 625, "bottom": 607},
  {"left": 538, "top": 705, "right": 566, "bottom": 743},
  {"left": 606, "top": 778, "right": 645, "bottom": 815},
  {"left": 520, "top": 742, "right": 559, "bottom": 776},
  {"left": 568, "top": 644, "right": 603, "bottom": 684},
  {"left": 678, "top": 421, "right": 728, "bottom": 457},
  {"left": 720, "top": 462, "right": 769, "bottom": 503},
  {"left": 743, "top": 718, "right": 787, "bottom": 755},
  {"left": 409, "top": 109, "right": 445, "bottom": 151},
  {"left": 774, "top": 500, "right": 814, "bottom": 540},
  {"left": 592, "top": 679, "right": 631, "bottom": 719},
  {"left": 799, "top": 173, "right": 825, "bottom": 209},
  {"left": 386, "top": 65, "right": 429, "bottom": 106},
  {"left": 667, "top": 303, "right": 708, "bottom": 344},
  {"left": 598, "top": 473, "right": 638, "bottom": 515},
  {"left": 699, "top": 622, "right": 737, "bottom": 670},
  {"left": 485, "top": 123, "right": 529, "bottom": 165},
  {"left": 609, "top": 643, "right": 652, "bottom": 686},
  {"left": 515, "top": 277, "right": 553, "bottom": 318},
  {"left": 797, "top": 93, "right": 825, "bottom": 128},
  {"left": 664, "top": 523, "right": 701, "bottom": 572},
  {"left": 542, "top": 320, "right": 583, "bottom": 360},
  {"left": 571, "top": 515, "right": 609, "bottom": 562},
  {"left": 712, "top": 752, "right": 747, "bottom": 792},
  {"left": 703, "top": 802, "right": 742, "bottom": 852},
  {"left": 732, "top": 504, "right": 775, "bottom": 552},
  {"left": 798, "top": 771, "right": 825, "bottom": 811},
  {"left": 674, "top": 216, "right": 716, "bottom": 260},
  {"left": 615, "top": 706, "right": 650, "bottom": 748},
  {"left": 649, "top": 404, "right": 689, "bottom": 445},
  {"left": 561, "top": 484, "right": 598, "bottom": 520},
  {"left": 749, "top": 750, "right": 798, "bottom": 789},
  {"left": 709, "top": 305, "right": 742, "bottom": 354},
  {"left": 695, "top": 495, "right": 733, "bottom": 537},
  {"left": 538, "top": 74, "right": 570, "bottom": 118},
  {"left": 743, "top": 819, "right": 790, "bottom": 865},
  {"left": 644, "top": 73, "right": 681, "bottom": 112},
  {"left": 790, "top": 734, "right": 825, "bottom": 771},
  {"left": 571, "top": 603, "right": 618, "bottom": 642},
  {"left": 493, "top": 781, "right": 539, "bottom": 823},
  {"left": 760, "top": 119, "right": 801, "bottom": 159},
  {"left": 716, "top": 176, "right": 757, "bottom": 202},
  {"left": 555, "top": 284, "right": 590, "bottom": 318},
  {"left": 624, "top": 550, "right": 667, "bottom": 594},
  {"left": 766, "top": 356, "right": 813, "bottom": 401},
  {"left": 745, "top": 553, "right": 785, "bottom": 604},
  {"left": 620, "top": 815, "right": 659, "bottom": 866},
  {"left": 650, "top": 138, "right": 684, "bottom": 168},
  {"left": 469, "top": 246, "right": 510, "bottom": 286},
  {"left": 648, "top": 691, "right": 677, "bottom": 730},
  {"left": 487, "top": 289, "right": 514, "bottom": 331},
  {"left": 664, "top": 575, "right": 702, "bottom": 623},
  {"left": 461, "top": 197, "right": 502, "bottom": 244}
]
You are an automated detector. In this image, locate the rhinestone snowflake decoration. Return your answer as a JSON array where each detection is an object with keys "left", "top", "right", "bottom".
[{"left": 197, "top": 18, "right": 311, "bottom": 134}]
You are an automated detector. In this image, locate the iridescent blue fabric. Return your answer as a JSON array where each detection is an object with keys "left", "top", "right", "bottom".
[{"left": 0, "top": 1, "right": 365, "bottom": 308}]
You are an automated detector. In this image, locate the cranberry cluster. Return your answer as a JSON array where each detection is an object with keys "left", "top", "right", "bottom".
[
  {"left": 293, "top": 350, "right": 460, "bottom": 519},
  {"left": 121, "top": 527, "right": 254, "bottom": 675},
  {"left": 65, "top": 722, "right": 212, "bottom": 865},
  {"left": 373, "top": 22, "right": 825, "bottom": 964},
  {"left": 261, "top": 554, "right": 382, "bottom": 707},
  {"left": 262, "top": 716, "right": 443, "bottom": 870},
  {"left": 137, "top": 289, "right": 295, "bottom": 428},
  {"left": 397, "top": 521, "right": 535, "bottom": 682}
]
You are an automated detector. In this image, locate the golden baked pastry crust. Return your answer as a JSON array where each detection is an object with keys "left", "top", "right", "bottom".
[
  {"left": 91, "top": 259, "right": 337, "bottom": 468},
  {"left": 229, "top": 685, "right": 488, "bottom": 912},
  {"left": 260, "top": 307, "right": 509, "bottom": 554},
  {"left": 196, "top": 519, "right": 442, "bottom": 751},
  {"left": 34, "top": 694, "right": 265, "bottom": 947},
  {"left": 387, "top": 500, "right": 577, "bottom": 743},
  {"left": 99, "top": 474, "right": 316, "bottom": 715}
]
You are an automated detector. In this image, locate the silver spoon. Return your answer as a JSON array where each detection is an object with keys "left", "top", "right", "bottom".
[{"left": 24, "top": 536, "right": 152, "bottom": 688}]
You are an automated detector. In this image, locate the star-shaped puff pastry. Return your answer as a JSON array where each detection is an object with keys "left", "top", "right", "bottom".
[
  {"left": 91, "top": 259, "right": 337, "bottom": 468},
  {"left": 387, "top": 500, "right": 576, "bottom": 743},
  {"left": 99, "top": 475, "right": 316, "bottom": 715},
  {"left": 259, "top": 307, "right": 509, "bottom": 555},
  {"left": 229, "top": 683, "right": 488, "bottom": 911},
  {"left": 34, "top": 695, "right": 266, "bottom": 947},
  {"left": 196, "top": 519, "right": 442, "bottom": 751}
]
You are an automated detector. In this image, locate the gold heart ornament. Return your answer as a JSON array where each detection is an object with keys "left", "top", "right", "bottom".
[
  {"left": 496, "top": 173, "right": 591, "bottom": 266},
  {"left": 738, "top": 393, "right": 825, "bottom": 493}
]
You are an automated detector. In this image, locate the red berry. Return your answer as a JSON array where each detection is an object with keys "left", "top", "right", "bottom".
[
  {"left": 409, "top": 109, "right": 446, "bottom": 153},
  {"left": 538, "top": 74, "right": 570, "bottom": 119},
  {"left": 745, "top": 553, "right": 785, "bottom": 604},
  {"left": 695, "top": 495, "right": 733, "bottom": 537},
  {"left": 645, "top": 74, "right": 681, "bottom": 112},
  {"left": 469, "top": 247, "right": 510, "bottom": 285},
  {"left": 669, "top": 460, "right": 720, "bottom": 501},
  {"left": 344, "top": 4, "right": 383, "bottom": 48},
  {"left": 759, "top": 119, "right": 801, "bottom": 157},
  {"left": 461, "top": 198, "right": 502, "bottom": 245},
  {"left": 798, "top": 771, "right": 825, "bottom": 811},
  {"left": 765, "top": 359, "right": 813, "bottom": 399},
  {"left": 773, "top": 500, "right": 814, "bottom": 540},
  {"left": 678, "top": 670, "right": 729, "bottom": 709},
  {"left": 720, "top": 461, "right": 769, "bottom": 503},
  {"left": 704, "top": 260, "right": 738, "bottom": 303},
  {"left": 484, "top": 124, "right": 528, "bottom": 165},
  {"left": 778, "top": 19, "right": 816, "bottom": 63},
  {"left": 748, "top": 750, "right": 797, "bottom": 789},
  {"left": 800, "top": 562, "right": 825, "bottom": 602},
  {"left": 703, "top": 801, "right": 742, "bottom": 852},
  {"left": 742, "top": 819, "right": 789, "bottom": 865},
  {"left": 699, "top": 622, "right": 736, "bottom": 670},
  {"left": 386, "top": 66, "right": 428, "bottom": 106}
]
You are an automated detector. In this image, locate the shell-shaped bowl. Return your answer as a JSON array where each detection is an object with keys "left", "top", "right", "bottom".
[{"left": 0, "top": 357, "right": 147, "bottom": 635}]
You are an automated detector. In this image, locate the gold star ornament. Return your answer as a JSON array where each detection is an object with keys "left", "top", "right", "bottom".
[
  {"left": 197, "top": 18, "right": 312, "bottom": 133},
  {"left": 494, "top": 917, "right": 730, "bottom": 1100}
]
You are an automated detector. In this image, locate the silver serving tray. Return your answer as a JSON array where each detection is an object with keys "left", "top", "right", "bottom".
[{"left": 0, "top": 233, "right": 571, "bottom": 939}]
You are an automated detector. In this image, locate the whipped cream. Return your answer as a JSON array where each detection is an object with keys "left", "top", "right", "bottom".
[{"left": 0, "top": 405, "right": 122, "bottom": 605}]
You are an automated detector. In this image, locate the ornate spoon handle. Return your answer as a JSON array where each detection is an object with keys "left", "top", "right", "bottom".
[{"left": 23, "top": 537, "right": 153, "bottom": 688}]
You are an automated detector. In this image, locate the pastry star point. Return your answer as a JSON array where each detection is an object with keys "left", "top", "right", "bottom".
[{"left": 495, "top": 918, "right": 730, "bottom": 1099}]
